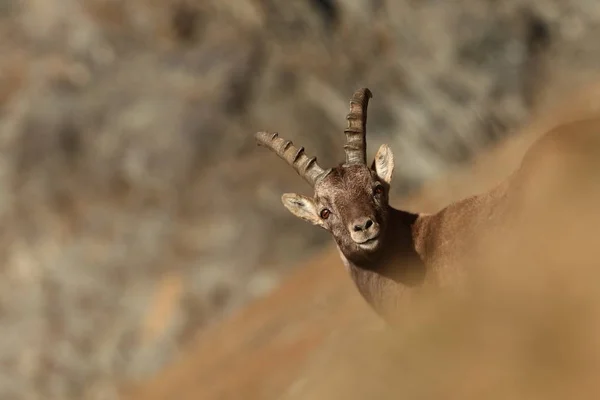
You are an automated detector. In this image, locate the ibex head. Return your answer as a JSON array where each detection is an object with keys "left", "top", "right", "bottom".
[{"left": 255, "top": 88, "right": 395, "bottom": 262}]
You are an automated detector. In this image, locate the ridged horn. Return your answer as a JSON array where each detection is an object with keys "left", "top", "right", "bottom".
[
  {"left": 255, "top": 131, "right": 330, "bottom": 186},
  {"left": 344, "top": 87, "right": 372, "bottom": 165}
]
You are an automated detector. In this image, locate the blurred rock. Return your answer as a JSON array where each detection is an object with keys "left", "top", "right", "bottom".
[{"left": 0, "top": 0, "right": 599, "bottom": 398}]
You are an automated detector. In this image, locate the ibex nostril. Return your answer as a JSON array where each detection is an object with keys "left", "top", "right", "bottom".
[{"left": 353, "top": 219, "right": 374, "bottom": 232}]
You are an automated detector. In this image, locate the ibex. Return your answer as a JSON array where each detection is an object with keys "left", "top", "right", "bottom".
[{"left": 255, "top": 88, "right": 600, "bottom": 321}]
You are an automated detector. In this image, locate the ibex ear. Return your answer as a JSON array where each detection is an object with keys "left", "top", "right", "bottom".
[
  {"left": 372, "top": 144, "right": 394, "bottom": 184},
  {"left": 281, "top": 193, "right": 325, "bottom": 228}
]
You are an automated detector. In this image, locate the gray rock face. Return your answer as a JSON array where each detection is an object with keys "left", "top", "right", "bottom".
[{"left": 0, "top": 0, "right": 599, "bottom": 398}]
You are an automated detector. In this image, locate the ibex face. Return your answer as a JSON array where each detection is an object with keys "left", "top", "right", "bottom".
[{"left": 255, "top": 88, "right": 395, "bottom": 262}]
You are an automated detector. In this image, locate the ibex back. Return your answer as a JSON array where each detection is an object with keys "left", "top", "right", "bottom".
[{"left": 255, "top": 88, "right": 600, "bottom": 322}]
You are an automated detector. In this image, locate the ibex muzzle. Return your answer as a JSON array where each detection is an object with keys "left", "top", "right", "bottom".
[{"left": 351, "top": 217, "right": 379, "bottom": 243}]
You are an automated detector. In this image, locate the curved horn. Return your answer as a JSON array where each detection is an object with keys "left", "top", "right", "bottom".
[
  {"left": 255, "top": 131, "right": 330, "bottom": 186},
  {"left": 344, "top": 88, "right": 372, "bottom": 165}
]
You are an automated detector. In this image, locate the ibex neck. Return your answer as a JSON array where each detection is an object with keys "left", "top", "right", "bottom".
[{"left": 338, "top": 207, "right": 428, "bottom": 318}]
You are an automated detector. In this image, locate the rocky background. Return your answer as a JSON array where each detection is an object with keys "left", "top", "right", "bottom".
[{"left": 1, "top": 0, "right": 600, "bottom": 399}]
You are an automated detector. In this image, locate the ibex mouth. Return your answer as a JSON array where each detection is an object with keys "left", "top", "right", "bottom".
[
  {"left": 356, "top": 235, "right": 379, "bottom": 245},
  {"left": 355, "top": 235, "right": 380, "bottom": 250}
]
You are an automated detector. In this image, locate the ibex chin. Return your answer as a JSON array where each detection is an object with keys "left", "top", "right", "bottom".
[{"left": 255, "top": 87, "right": 600, "bottom": 321}]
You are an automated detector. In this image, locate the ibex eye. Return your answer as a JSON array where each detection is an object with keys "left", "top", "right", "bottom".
[
  {"left": 320, "top": 209, "right": 331, "bottom": 219},
  {"left": 374, "top": 185, "right": 384, "bottom": 195}
]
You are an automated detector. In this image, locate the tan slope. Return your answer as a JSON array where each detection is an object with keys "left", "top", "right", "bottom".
[{"left": 121, "top": 249, "right": 379, "bottom": 400}]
